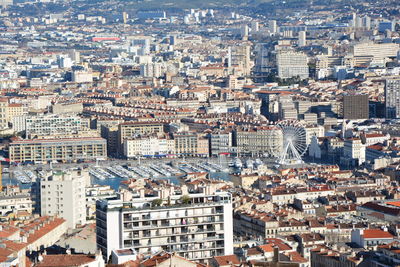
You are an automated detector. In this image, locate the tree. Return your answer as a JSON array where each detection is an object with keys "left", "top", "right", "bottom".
[
  {"left": 180, "top": 195, "right": 191, "bottom": 204},
  {"left": 151, "top": 198, "right": 163, "bottom": 207}
]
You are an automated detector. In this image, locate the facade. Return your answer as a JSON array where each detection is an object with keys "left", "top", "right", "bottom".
[
  {"left": 117, "top": 122, "right": 165, "bottom": 153},
  {"left": 123, "top": 135, "right": 175, "bottom": 158},
  {"left": 0, "top": 98, "right": 8, "bottom": 129},
  {"left": 96, "top": 192, "right": 233, "bottom": 262},
  {"left": 298, "top": 31, "right": 306, "bottom": 47},
  {"left": 0, "top": 186, "right": 33, "bottom": 220},
  {"left": 174, "top": 132, "right": 208, "bottom": 157},
  {"left": 210, "top": 131, "right": 233, "bottom": 157},
  {"left": 9, "top": 137, "right": 107, "bottom": 163},
  {"left": 230, "top": 44, "right": 252, "bottom": 76},
  {"left": 235, "top": 126, "right": 283, "bottom": 157},
  {"left": 385, "top": 78, "right": 400, "bottom": 119},
  {"left": 40, "top": 169, "right": 89, "bottom": 229},
  {"left": 277, "top": 51, "right": 309, "bottom": 79},
  {"left": 342, "top": 138, "right": 365, "bottom": 166},
  {"left": 25, "top": 114, "right": 82, "bottom": 138},
  {"left": 343, "top": 95, "right": 369, "bottom": 120},
  {"left": 351, "top": 42, "right": 399, "bottom": 60}
]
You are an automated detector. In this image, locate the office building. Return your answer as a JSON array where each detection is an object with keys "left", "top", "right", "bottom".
[
  {"left": 276, "top": 51, "right": 309, "bottom": 79},
  {"left": 96, "top": 190, "right": 233, "bottom": 262},
  {"left": 343, "top": 94, "right": 369, "bottom": 120},
  {"left": 385, "top": 78, "right": 400, "bottom": 119},
  {"left": 9, "top": 137, "right": 107, "bottom": 163},
  {"left": 40, "top": 169, "right": 89, "bottom": 229}
]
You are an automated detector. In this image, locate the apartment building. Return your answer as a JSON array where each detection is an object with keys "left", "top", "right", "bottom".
[
  {"left": 40, "top": 169, "right": 89, "bottom": 229},
  {"left": 210, "top": 131, "right": 233, "bottom": 157},
  {"left": 0, "top": 98, "right": 7, "bottom": 129},
  {"left": 117, "top": 122, "right": 165, "bottom": 153},
  {"left": 0, "top": 186, "right": 33, "bottom": 220},
  {"left": 173, "top": 132, "right": 209, "bottom": 157},
  {"left": 351, "top": 42, "right": 399, "bottom": 60},
  {"left": 234, "top": 126, "right": 283, "bottom": 157},
  {"left": 123, "top": 134, "right": 175, "bottom": 158},
  {"left": 9, "top": 137, "right": 107, "bottom": 163},
  {"left": 342, "top": 138, "right": 365, "bottom": 166},
  {"left": 25, "top": 114, "right": 83, "bottom": 138},
  {"left": 96, "top": 191, "right": 233, "bottom": 262},
  {"left": 276, "top": 51, "right": 309, "bottom": 79},
  {"left": 385, "top": 78, "right": 400, "bottom": 119}
]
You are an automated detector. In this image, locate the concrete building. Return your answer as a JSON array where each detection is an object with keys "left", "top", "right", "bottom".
[
  {"left": 123, "top": 134, "right": 175, "bottom": 158},
  {"left": 269, "top": 20, "right": 277, "bottom": 34},
  {"left": 235, "top": 126, "right": 283, "bottom": 157},
  {"left": 276, "top": 51, "right": 309, "bottom": 79},
  {"left": 351, "top": 42, "right": 399, "bottom": 61},
  {"left": 40, "top": 169, "right": 90, "bottom": 229},
  {"left": 230, "top": 44, "right": 252, "bottom": 76},
  {"left": 0, "top": 186, "right": 33, "bottom": 220},
  {"left": 96, "top": 191, "right": 233, "bottom": 262},
  {"left": 25, "top": 114, "right": 82, "bottom": 138},
  {"left": 174, "top": 132, "right": 209, "bottom": 157},
  {"left": 9, "top": 137, "right": 107, "bottom": 163},
  {"left": 298, "top": 31, "right": 306, "bottom": 47},
  {"left": 117, "top": 122, "right": 165, "bottom": 153},
  {"left": 343, "top": 94, "right": 369, "bottom": 120},
  {"left": 210, "top": 131, "right": 233, "bottom": 157},
  {"left": 385, "top": 78, "right": 400, "bottom": 119},
  {"left": 343, "top": 138, "right": 365, "bottom": 166}
]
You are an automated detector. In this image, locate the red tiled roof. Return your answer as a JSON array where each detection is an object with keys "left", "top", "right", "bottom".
[
  {"left": 363, "top": 229, "right": 393, "bottom": 239},
  {"left": 213, "top": 254, "right": 240, "bottom": 266},
  {"left": 36, "top": 254, "right": 98, "bottom": 267}
]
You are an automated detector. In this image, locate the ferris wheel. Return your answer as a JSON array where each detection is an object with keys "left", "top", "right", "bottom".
[{"left": 270, "top": 120, "right": 308, "bottom": 165}]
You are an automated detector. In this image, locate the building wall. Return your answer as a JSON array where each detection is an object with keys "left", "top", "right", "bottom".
[{"left": 9, "top": 137, "right": 107, "bottom": 163}]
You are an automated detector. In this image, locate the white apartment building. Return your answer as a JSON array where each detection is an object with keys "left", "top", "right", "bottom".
[
  {"left": 96, "top": 191, "right": 233, "bottom": 262},
  {"left": 123, "top": 136, "right": 175, "bottom": 158},
  {"left": 210, "top": 131, "right": 233, "bottom": 157},
  {"left": 276, "top": 51, "right": 309, "bottom": 79},
  {"left": 40, "top": 169, "right": 90, "bottom": 229},
  {"left": 351, "top": 42, "right": 399, "bottom": 60},
  {"left": 343, "top": 138, "right": 366, "bottom": 166},
  {"left": 140, "top": 63, "right": 164, "bottom": 78},
  {"left": 0, "top": 187, "right": 33, "bottom": 219},
  {"left": 25, "top": 114, "right": 82, "bottom": 138},
  {"left": 305, "top": 125, "right": 325, "bottom": 145}
]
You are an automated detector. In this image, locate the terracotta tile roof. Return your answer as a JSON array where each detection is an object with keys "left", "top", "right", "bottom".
[
  {"left": 286, "top": 251, "right": 308, "bottom": 263},
  {"left": 36, "top": 254, "right": 98, "bottom": 267},
  {"left": 363, "top": 229, "right": 393, "bottom": 239},
  {"left": 213, "top": 254, "right": 240, "bottom": 266},
  {"left": 20, "top": 217, "right": 66, "bottom": 245},
  {"left": 0, "top": 224, "right": 19, "bottom": 239},
  {"left": 141, "top": 253, "right": 195, "bottom": 267}
]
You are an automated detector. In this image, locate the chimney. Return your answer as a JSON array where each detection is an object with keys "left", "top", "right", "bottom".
[
  {"left": 273, "top": 246, "right": 279, "bottom": 263},
  {"left": 139, "top": 188, "right": 145, "bottom": 198}
]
